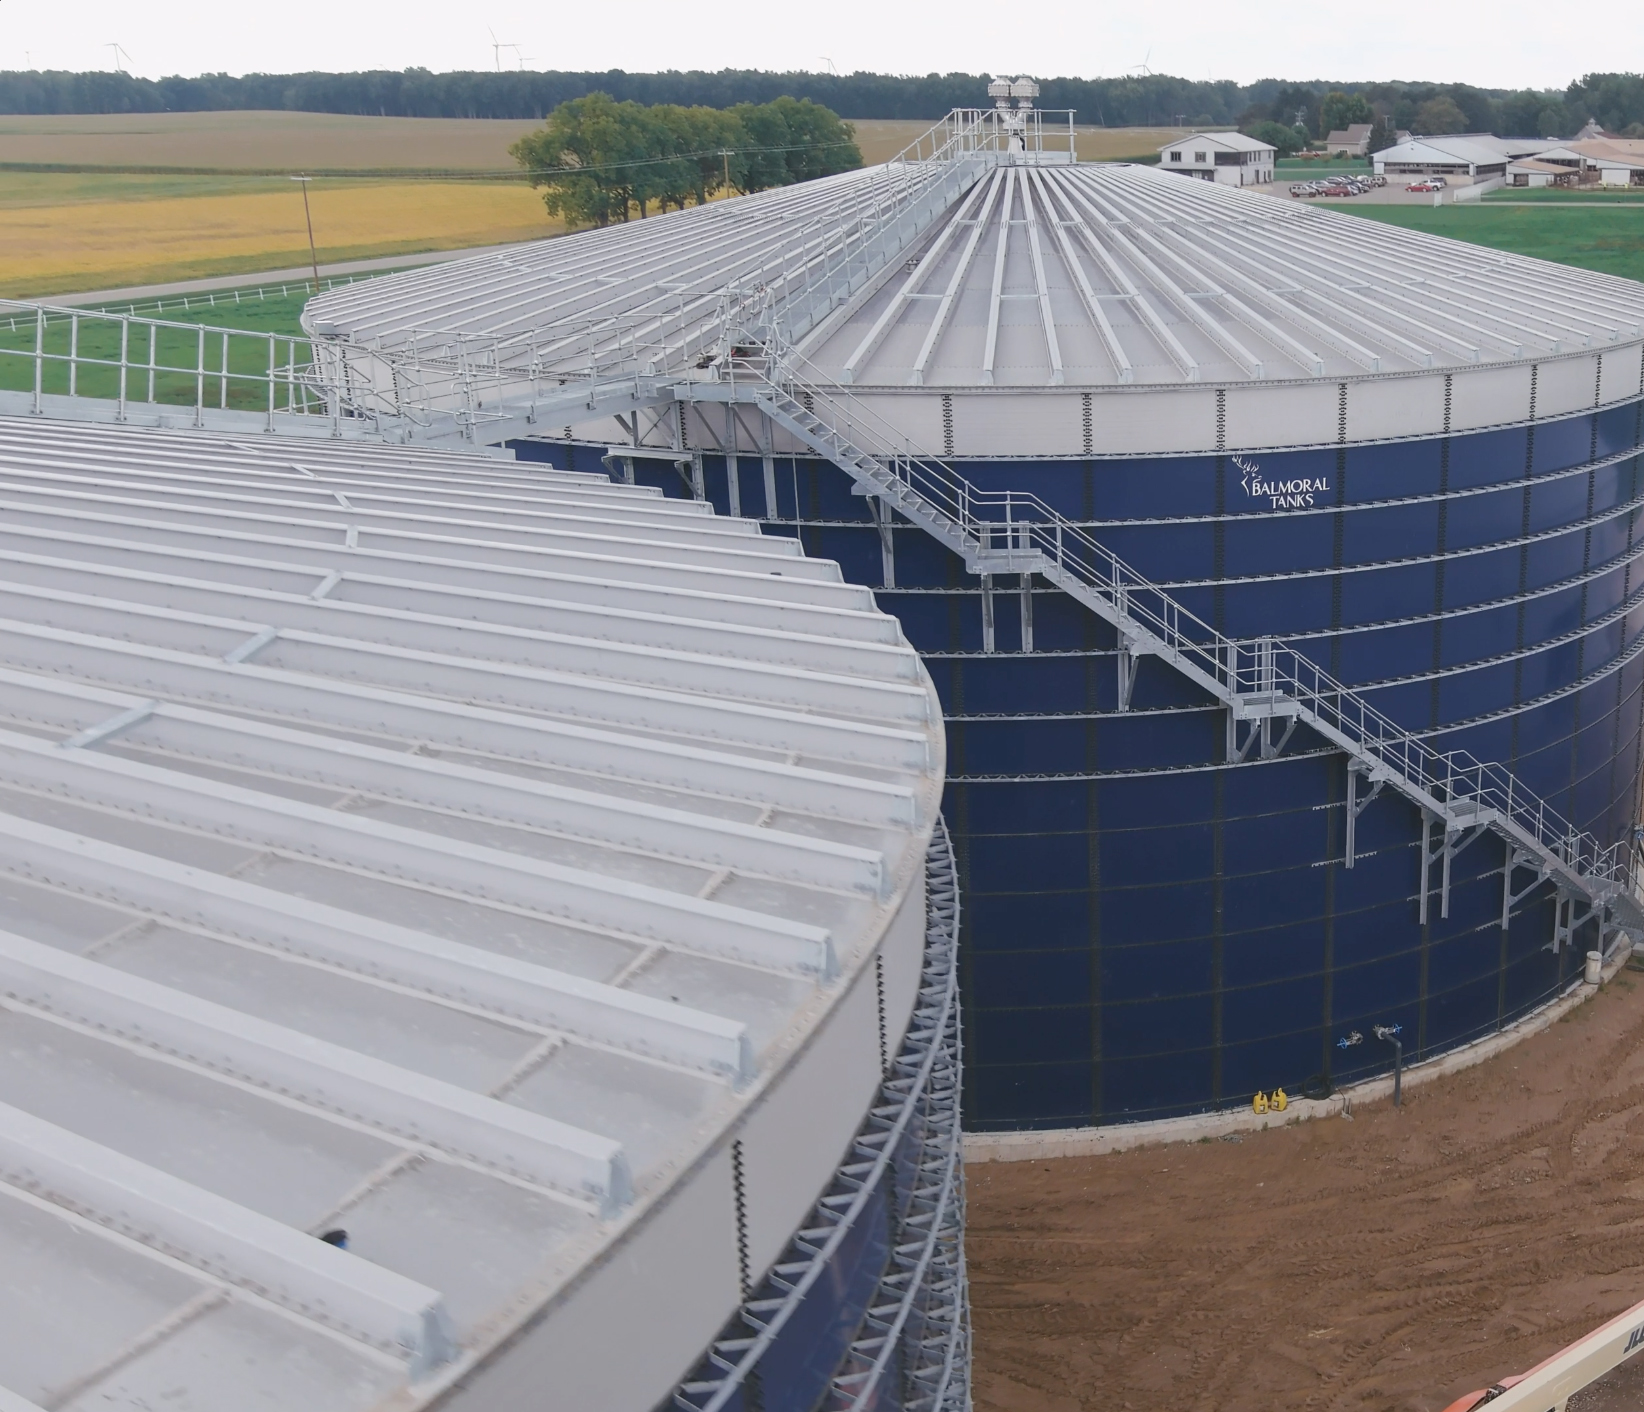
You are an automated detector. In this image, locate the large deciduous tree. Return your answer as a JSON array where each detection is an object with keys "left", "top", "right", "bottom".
[
  {"left": 1320, "top": 90, "right": 1374, "bottom": 138},
  {"left": 1411, "top": 95, "right": 1469, "bottom": 135},
  {"left": 511, "top": 93, "right": 861, "bottom": 226}
]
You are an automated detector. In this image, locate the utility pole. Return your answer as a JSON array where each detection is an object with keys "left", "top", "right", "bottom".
[
  {"left": 719, "top": 147, "right": 733, "bottom": 193},
  {"left": 291, "top": 175, "right": 321, "bottom": 295}
]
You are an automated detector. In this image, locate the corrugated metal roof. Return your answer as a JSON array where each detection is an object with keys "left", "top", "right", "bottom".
[
  {"left": 1157, "top": 131, "right": 1275, "bottom": 153},
  {"left": 308, "top": 160, "right": 1644, "bottom": 395},
  {"left": 0, "top": 416, "right": 942, "bottom": 1411},
  {"left": 1373, "top": 135, "right": 1512, "bottom": 167},
  {"left": 809, "top": 163, "right": 1644, "bottom": 386}
]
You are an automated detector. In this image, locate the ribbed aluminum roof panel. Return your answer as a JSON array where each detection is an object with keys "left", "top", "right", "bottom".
[{"left": 0, "top": 415, "right": 943, "bottom": 1412}]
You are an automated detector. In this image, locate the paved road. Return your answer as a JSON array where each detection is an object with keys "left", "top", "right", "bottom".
[{"left": 51, "top": 240, "right": 545, "bottom": 307}]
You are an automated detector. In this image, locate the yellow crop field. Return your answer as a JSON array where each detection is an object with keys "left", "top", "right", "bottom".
[
  {"left": 0, "top": 177, "right": 564, "bottom": 298},
  {"left": 0, "top": 110, "right": 1192, "bottom": 298}
]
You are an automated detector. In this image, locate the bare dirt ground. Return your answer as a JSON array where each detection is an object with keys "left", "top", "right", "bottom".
[
  {"left": 967, "top": 970, "right": 1644, "bottom": 1411},
  {"left": 0, "top": 111, "right": 540, "bottom": 171}
]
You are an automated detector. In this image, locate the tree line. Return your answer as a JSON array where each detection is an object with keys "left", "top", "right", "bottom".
[
  {"left": 1238, "top": 75, "right": 1644, "bottom": 145},
  {"left": 509, "top": 94, "right": 861, "bottom": 226},
  {"left": 3, "top": 67, "right": 1644, "bottom": 137}
]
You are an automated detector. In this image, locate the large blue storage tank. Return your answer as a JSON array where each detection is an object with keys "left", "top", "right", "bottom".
[
  {"left": 523, "top": 391, "right": 1644, "bottom": 1128},
  {"left": 310, "top": 144, "right": 1644, "bottom": 1135}
]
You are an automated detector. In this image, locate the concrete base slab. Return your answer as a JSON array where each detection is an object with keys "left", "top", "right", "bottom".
[{"left": 965, "top": 947, "right": 1631, "bottom": 1163}]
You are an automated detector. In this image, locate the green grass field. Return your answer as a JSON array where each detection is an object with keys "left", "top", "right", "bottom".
[
  {"left": 1482, "top": 186, "right": 1644, "bottom": 203},
  {"left": 1341, "top": 204, "right": 1644, "bottom": 282}
]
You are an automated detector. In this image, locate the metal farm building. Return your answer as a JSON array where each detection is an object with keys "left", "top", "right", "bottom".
[{"left": 304, "top": 99, "right": 1644, "bottom": 1139}]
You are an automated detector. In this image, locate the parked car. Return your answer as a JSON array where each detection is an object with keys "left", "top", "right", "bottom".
[{"left": 1405, "top": 180, "right": 1444, "bottom": 192}]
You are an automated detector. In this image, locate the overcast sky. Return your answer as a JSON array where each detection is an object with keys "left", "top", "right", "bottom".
[{"left": 1, "top": 0, "right": 1633, "bottom": 93}]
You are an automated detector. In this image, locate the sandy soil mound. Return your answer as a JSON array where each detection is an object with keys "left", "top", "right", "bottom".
[{"left": 968, "top": 971, "right": 1644, "bottom": 1411}]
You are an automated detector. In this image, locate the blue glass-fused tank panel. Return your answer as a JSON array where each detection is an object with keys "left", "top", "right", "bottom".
[{"left": 517, "top": 393, "right": 1644, "bottom": 1130}]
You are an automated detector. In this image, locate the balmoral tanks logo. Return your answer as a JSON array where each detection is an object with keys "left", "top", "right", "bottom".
[{"left": 1233, "top": 454, "right": 1330, "bottom": 510}]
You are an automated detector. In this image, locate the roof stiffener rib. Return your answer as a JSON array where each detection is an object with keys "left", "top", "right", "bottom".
[
  {"left": 1121, "top": 218, "right": 1326, "bottom": 376},
  {"left": 0, "top": 477, "right": 775, "bottom": 554},
  {"left": 503, "top": 164, "right": 965, "bottom": 372},
  {"left": 0, "top": 668, "right": 889, "bottom": 896},
  {"left": 0, "top": 581, "right": 934, "bottom": 724},
  {"left": 0, "top": 524, "right": 894, "bottom": 642},
  {"left": 0, "top": 498, "right": 860, "bottom": 603},
  {"left": 980, "top": 167, "right": 1016, "bottom": 386},
  {"left": 911, "top": 169, "right": 1006, "bottom": 386},
  {"left": 1251, "top": 218, "right": 1527, "bottom": 359},
  {"left": 0, "top": 451, "right": 676, "bottom": 513},
  {"left": 325, "top": 171, "right": 903, "bottom": 336},
  {"left": 0, "top": 1094, "right": 460, "bottom": 1373},
  {"left": 1185, "top": 221, "right": 1435, "bottom": 367},
  {"left": 0, "top": 610, "right": 927, "bottom": 773},
  {"left": 1190, "top": 210, "right": 1474, "bottom": 363},
  {"left": 0, "top": 921, "right": 631, "bottom": 1209},
  {"left": 368, "top": 172, "right": 895, "bottom": 363},
  {"left": 1310, "top": 203, "right": 1638, "bottom": 341},
  {"left": 0, "top": 489, "right": 828, "bottom": 583},
  {"left": 1141, "top": 217, "right": 1381, "bottom": 372},
  {"left": 840, "top": 177, "right": 992, "bottom": 383},
  {"left": 1052, "top": 184, "right": 1199, "bottom": 380},
  {"left": 1016, "top": 169, "right": 1066, "bottom": 385},
  {"left": 0, "top": 623, "right": 923, "bottom": 823},
  {"left": 1027, "top": 168, "right": 1134, "bottom": 383},
  {"left": 1065, "top": 180, "right": 1267, "bottom": 378},
  {"left": 0, "top": 787, "right": 754, "bottom": 1079},
  {"left": 0, "top": 550, "right": 919, "bottom": 682},
  {"left": 0, "top": 725, "right": 850, "bottom": 967}
]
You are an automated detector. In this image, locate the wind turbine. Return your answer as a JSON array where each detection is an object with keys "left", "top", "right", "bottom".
[
  {"left": 106, "top": 42, "right": 133, "bottom": 74},
  {"left": 1127, "top": 49, "right": 1154, "bottom": 77},
  {"left": 819, "top": 56, "right": 838, "bottom": 74},
  {"left": 487, "top": 28, "right": 523, "bottom": 72}
]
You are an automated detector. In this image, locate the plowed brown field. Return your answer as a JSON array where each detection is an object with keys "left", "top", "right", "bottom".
[{"left": 968, "top": 972, "right": 1644, "bottom": 1411}]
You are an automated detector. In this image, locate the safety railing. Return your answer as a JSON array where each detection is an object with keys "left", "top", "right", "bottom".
[
  {"left": 0, "top": 299, "right": 336, "bottom": 431},
  {"left": 888, "top": 107, "right": 1078, "bottom": 165},
  {"left": 76, "top": 272, "right": 374, "bottom": 322},
  {"left": 722, "top": 342, "right": 1638, "bottom": 914}
]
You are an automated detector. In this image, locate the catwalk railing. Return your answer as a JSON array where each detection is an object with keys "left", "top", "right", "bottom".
[
  {"left": 0, "top": 299, "right": 337, "bottom": 430},
  {"left": 692, "top": 349, "right": 1643, "bottom": 938},
  {"left": 673, "top": 818, "right": 971, "bottom": 1412}
]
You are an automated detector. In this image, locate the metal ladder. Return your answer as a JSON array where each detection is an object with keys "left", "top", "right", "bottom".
[{"left": 736, "top": 372, "right": 1644, "bottom": 948}]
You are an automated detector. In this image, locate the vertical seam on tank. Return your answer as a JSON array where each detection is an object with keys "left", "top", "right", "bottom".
[
  {"left": 1213, "top": 389, "right": 1227, "bottom": 634},
  {"left": 1431, "top": 373, "right": 1454, "bottom": 730},
  {"left": 1321, "top": 759, "right": 1339, "bottom": 1090},
  {"left": 1210, "top": 768, "right": 1224, "bottom": 1107},
  {"left": 1510, "top": 366, "right": 1540, "bottom": 766},
  {"left": 1330, "top": 383, "right": 1348, "bottom": 679},
  {"left": 1087, "top": 776, "right": 1103, "bottom": 1125}
]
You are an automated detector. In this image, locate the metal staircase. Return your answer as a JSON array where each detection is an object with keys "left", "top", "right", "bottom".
[{"left": 694, "top": 366, "right": 1644, "bottom": 949}]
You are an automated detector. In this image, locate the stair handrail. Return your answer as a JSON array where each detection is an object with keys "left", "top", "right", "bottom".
[{"left": 728, "top": 343, "right": 1636, "bottom": 904}]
